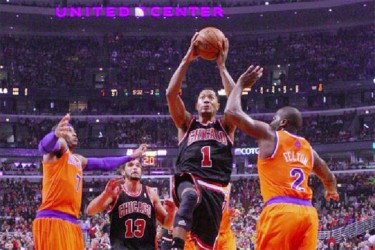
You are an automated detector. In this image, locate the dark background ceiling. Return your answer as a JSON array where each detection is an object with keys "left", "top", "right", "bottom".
[{"left": 0, "top": 0, "right": 374, "bottom": 36}]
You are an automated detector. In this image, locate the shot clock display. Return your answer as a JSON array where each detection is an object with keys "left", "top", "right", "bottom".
[
  {"left": 126, "top": 149, "right": 167, "bottom": 166},
  {"left": 143, "top": 156, "right": 156, "bottom": 166}
]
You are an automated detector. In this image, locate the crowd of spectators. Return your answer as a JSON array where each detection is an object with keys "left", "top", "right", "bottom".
[
  {"left": 0, "top": 171, "right": 373, "bottom": 249},
  {"left": 0, "top": 25, "right": 373, "bottom": 115},
  {"left": 0, "top": 111, "right": 373, "bottom": 149}
]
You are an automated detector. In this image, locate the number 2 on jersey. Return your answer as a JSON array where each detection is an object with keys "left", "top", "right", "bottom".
[
  {"left": 201, "top": 146, "right": 212, "bottom": 168},
  {"left": 290, "top": 168, "right": 305, "bottom": 192}
]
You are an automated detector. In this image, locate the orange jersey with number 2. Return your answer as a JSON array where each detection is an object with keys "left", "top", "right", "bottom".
[{"left": 256, "top": 130, "right": 318, "bottom": 250}]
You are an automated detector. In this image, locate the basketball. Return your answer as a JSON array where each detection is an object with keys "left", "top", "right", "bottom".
[{"left": 195, "top": 27, "right": 226, "bottom": 61}]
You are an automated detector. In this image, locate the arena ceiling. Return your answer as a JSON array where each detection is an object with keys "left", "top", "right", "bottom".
[{"left": 0, "top": 0, "right": 374, "bottom": 36}]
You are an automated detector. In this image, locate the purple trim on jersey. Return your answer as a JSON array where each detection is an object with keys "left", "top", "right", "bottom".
[
  {"left": 270, "top": 131, "right": 279, "bottom": 158},
  {"left": 36, "top": 210, "right": 78, "bottom": 224},
  {"left": 266, "top": 196, "right": 312, "bottom": 207}
]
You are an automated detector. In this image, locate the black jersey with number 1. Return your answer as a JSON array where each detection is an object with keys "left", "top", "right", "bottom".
[
  {"left": 109, "top": 184, "right": 156, "bottom": 250},
  {"left": 176, "top": 118, "right": 233, "bottom": 186}
]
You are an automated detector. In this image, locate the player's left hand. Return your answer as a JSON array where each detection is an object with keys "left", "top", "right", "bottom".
[
  {"left": 163, "top": 199, "right": 176, "bottom": 214},
  {"left": 324, "top": 191, "right": 339, "bottom": 201},
  {"left": 131, "top": 144, "right": 148, "bottom": 159},
  {"left": 237, "top": 65, "right": 263, "bottom": 89},
  {"left": 216, "top": 37, "right": 229, "bottom": 69}
]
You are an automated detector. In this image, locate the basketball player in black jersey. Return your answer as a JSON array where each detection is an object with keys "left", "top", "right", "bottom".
[
  {"left": 166, "top": 33, "right": 236, "bottom": 249},
  {"left": 86, "top": 159, "right": 176, "bottom": 250}
]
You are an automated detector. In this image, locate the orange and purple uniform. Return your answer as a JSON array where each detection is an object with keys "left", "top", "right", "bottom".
[
  {"left": 255, "top": 130, "right": 318, "bottom": 250},
  {"left": 214, "top": 184, "right": 236, "bottom": 250},
  {"left": 32, "top": 150, "right": 84, "bottom": 250},
  {"left": 185, "top": 184, "right": 236, "bottom": 250}
]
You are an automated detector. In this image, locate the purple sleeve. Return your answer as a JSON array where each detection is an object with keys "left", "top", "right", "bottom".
[
  {"left": 38, "top": 131, "right": 60, "bottom": 154},
  {"left": 86, "top": 156, "right": 133, "bottom": 171}
]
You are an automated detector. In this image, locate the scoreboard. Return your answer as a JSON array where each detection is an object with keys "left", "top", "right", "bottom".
[{"left": 101, "top": 88, "right": 160, "bottom": 97}]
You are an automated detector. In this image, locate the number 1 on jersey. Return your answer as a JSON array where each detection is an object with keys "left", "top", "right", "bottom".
[{"left": 201, "top": 146, "right": 212, "bottom": 168}]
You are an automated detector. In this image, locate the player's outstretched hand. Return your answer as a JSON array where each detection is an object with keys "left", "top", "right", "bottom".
[
  {"left": 237, "top": 65, "right": 263, "bottom": 89},
  {"left": 132, "top": 144, "right": 148, "bottom": 159},
  {"left": 104, "top": 177, "right": 125, "bottom": 198},
  {"left": 163, "top": 199, "right": 176, "bottom": 214},
  {"left": 324, "top": 191, "right": 339, "bottom": 201},
  {"left": 54, "top": 113, "right": 71, "bottom": 138}
]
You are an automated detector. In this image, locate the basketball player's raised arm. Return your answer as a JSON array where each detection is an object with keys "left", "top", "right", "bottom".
[
  {"left": 150, "top": 188, "right": 175, "bottom": 228},
  {"left": 217, "top": 38, "right": 235, "bottom": 97},
  {"left": 38, "top": 114, "right": 70, "bottom": 160},
  {"left": 86, "top": 177, "right": 125, "bottom": 216},
  {"left": 312, "top": 150, "right": 339, "bottom": 201},
  {"left": 216, "top": 38, "right": 237, "bottom": 138},
  {"left": 77, "top": 144, "right": 147, "bottom": 171},
  {"left": 166, "top": 34, "right": 199, "bottom": 130},
  {"left": 224, "top": 65, "right": 272, "bottom": 140}
]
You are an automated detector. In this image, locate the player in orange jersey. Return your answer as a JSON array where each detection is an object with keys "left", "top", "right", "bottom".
[
  {"left": 184, "top": 184, "right": 236, "bottom": 250},
  {"left": 214, "top": 183, "right": 236, "bottom": 250},
  {"left": 225, "top": 65, "right": 339, "bottom": 250},
  {"left": 32, "top": 114, "right": 147, "bottom": 250}
]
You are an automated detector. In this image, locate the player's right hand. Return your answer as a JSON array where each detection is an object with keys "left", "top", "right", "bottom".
[
  {"left": 163, "top": 199, "right": 176, "bottom": 214},
  {"left": 184, "top": 32, "right": 199, "bottom": 63},
  {"left": 54, "top": 113, "right": 71, "bottom": 138},
  {"left": 104, "top": 177, "right": 125, "bottom": 198},
  {"left": 324, "top": 191, "right": 339, "bottom": 201}
]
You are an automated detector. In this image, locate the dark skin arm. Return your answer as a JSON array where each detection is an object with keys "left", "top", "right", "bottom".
[
  {"left": 312, "top": 150, "right": 339, "bottom": 201},
  {"left": 224, "top": 65, "right": 274, "bottom": 158},
  {"left": 216, "top": 37, "right": 237, "bottom": 141},
  {"left": 166, "top": 34, "right": 199, "bottom": 140}
]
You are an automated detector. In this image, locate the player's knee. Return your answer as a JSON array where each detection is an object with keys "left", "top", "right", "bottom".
[
  {"left": 173, "top": 189, "right": 197, "bottom": 230},
  {"left": 181, "top": 189, "right": 198, "bottom": 207}
]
